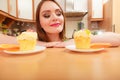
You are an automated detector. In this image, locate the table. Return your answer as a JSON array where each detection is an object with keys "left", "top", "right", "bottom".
[{"left": 0, "top": 47, "right": 120, "bottom": 80}]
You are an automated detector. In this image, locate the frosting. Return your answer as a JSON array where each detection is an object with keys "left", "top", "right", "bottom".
[
  {"left": 74, "top": 29, "right": 91, "bottom": 38},
  {"left": 17, "top": 32, "right": 37, "bottom": 40}
]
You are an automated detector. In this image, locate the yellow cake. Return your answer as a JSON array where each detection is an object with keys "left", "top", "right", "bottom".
[
  {"left": 17, "top": 32, "right": 37, "bottom": 51},
  {"left": 74, "top": 29, "right": 91, "bottom": 49}
]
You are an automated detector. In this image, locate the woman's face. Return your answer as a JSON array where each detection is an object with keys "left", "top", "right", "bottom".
[{"left": 39, "top": 1, "right": 64, "bottom": 34}]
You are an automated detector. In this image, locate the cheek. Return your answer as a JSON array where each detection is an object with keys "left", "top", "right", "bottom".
[
  {"left": 60, "top": 16, "right": 64, "bottom": 26},
  {"left": 40, "top": 18, "right": 49, "bottom": 28},
  {"left": 40, "top": 18, "right": 52, "bottom": 33}
]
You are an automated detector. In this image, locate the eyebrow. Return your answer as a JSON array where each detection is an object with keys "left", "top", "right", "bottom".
[
  {"left": 41, "top": 9, "right": 62, "bottom": 14},
  {"left": 55, "top": 9, "right": 62, "bottom": 12},
  {"left": 41, "top": 10, "right": 50, "bottom": 14}
]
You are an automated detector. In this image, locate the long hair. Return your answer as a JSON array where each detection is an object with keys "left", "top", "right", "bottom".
[{"left": 36, "top": 0, "right": 66, "bottom": 42}]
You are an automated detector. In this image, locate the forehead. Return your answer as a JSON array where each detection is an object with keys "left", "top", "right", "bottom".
[{"left": 40, "top": 1, "right": 61, "bottom": 12}]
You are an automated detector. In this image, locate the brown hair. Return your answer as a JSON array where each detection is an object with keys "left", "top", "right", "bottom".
[{"left": 36, "top": 0, "right": 66, "bottom": 42}]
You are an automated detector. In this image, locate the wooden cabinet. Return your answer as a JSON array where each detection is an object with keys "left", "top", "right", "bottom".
[
  {"left": 17, "top": 0, "right": 34, "bottom": 20},
  {"left": 8, "top": 0, "right": 16, "bottom": 17},
  {"left": 0, "top": 0, "right": 8, "bottom": 12},
  {"left": 56, "top": 0, "right": 88, "bottom": 12},
  {"left": 93, "top": 0, "right": 120, "bottom": 32},
  {"left": 88, "top": 0, "right": 104, "bottom": 30},
  {"left": 91, "top": 0, "right": 103, "bottom": 19},
  {"left": 56, "top": 0, "right": 87, "bottom": 18},
  {"left": 88, "top": 0, "right": 103, "bottom": 21},
  {"left": 65, "top": 0, "right": 87, "bottom": 12},
  {"left": 0, "top": 0, "right": 36, "bottom": 21},
  {"left": 112, "top": 0, "right": 120, "bottom": 33}
]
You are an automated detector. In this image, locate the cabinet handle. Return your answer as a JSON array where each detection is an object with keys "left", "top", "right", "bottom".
[{"left": 112, "top": 24, "right": 115, "bottom": 32}]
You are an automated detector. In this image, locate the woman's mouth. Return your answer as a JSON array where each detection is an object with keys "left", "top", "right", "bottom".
[{"left": 50, "top": 23, "right": 61, "bottom": 27}]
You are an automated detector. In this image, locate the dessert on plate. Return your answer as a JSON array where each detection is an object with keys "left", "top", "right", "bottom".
[
  {"left": 17, "top": 31, "right": 37, "bottom": 51},
  {"left": 74, "top": 29, "right": 91, "bottom": 49},
  {"left": 0, "top": 44, "right": 19, "bottom": 51},
  {"left": 90, "top": 43, "right": 111, "bottom": 48}
]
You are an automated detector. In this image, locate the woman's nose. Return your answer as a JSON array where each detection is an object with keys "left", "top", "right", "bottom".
[{"left": 51, "top": 14, "right": 58, "bottom": 21}]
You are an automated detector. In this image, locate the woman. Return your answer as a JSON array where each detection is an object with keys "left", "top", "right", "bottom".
[
  {"left": 36, "top": 0, "right": 67, "bottom": 47},
  {"left": 36, "top": 0, "right": 120, "bottom": 47}
]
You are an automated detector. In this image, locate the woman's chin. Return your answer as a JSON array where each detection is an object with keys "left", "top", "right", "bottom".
[
  {"left": 56, "top": 26, "right": 63, "bottom": 32},
  {"left": 57, "top": 29, "right": 62, "bottom": 33},
  {"left": 47, "top": 30, "right": 61, "bottom": 34}
]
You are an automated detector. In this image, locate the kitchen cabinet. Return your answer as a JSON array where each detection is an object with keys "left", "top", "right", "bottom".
[
  {"left": 17, "top": 0, "right": 34, "bottom": 20},
  {"left": 112, "top": 0, "right": 120, "bottom": 33},
  {"left": 65, "top": 0, "right": 87, "bottom": 12},
  {"left": 8, "top": 0, "right": 16, "bottom": 17},
  {"left": 92, "top": 0, "right": 103, "bottom": 19},
  {"left": 94, "top": 0, "right": 120, "bottom": 32},
  {"left": 88, "top": 0, "right": 104, "bottom": 30},
  {"left": 0, "top": 0, "right": 36, "bottom": 22},
  {"left": 56, "top": 0, "right": 87, "bottom": 19},
  {"left": 88, "top": 0, "right": 103, "bottom": 21},
  {"left": 0, "top": 0, "right": 8, "bottom": 12}
]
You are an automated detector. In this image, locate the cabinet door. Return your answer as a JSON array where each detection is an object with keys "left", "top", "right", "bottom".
[
  {"left": 8, "top": 0, "right": 16, "bottom": 17},
  {"left": 89, "top": 0, "right": 103, "bottom": 21},
  {"left": 0, "top": 0, "right": 8, "bottom": 12},
  {"left": 66, "top": 0, "right": 87, "bottom": 12},
  {"left": 74, "top": 0, "right": 87, "bottom": 12},
  {"left": 113, "top": 0, "right": 120, "bottom": 33},
  {"left": 92, "top": 0, "right": 103, "bottom": 18},
  {"left": 17, "top": 0, "right": 33, "bottom": 20}
]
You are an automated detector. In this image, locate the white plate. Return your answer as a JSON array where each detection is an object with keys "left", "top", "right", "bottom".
[
  {"left": 65, "top": 45, "right": 104, "bottom": 52},
  {"left": 3, "top": 46, "right": 46, "bottom": 54}
]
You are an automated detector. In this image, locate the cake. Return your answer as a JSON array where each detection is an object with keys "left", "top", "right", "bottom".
[
  {"left": 17, "top": 32, "right": 37, "bottom": 51},
  {"left": 74, "top": 29, "right": 91, "bottom": 49}
]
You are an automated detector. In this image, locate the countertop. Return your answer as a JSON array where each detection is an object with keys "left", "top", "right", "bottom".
[{"left": 0, "top": 46, "right": 120, "bottom": 80}]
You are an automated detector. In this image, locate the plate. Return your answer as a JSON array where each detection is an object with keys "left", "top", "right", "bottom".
[
  {"left": 3, "top": 46, "right": 46, "bottom": 54},
  {"left": 65, "top": 45, "right": 104, "bottom": 52}
]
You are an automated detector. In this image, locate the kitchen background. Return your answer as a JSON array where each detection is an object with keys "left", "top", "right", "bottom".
[{"left": 0, "top": 0, "right": 120, "bottom": 38}]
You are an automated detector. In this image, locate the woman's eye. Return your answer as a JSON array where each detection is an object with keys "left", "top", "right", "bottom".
[
  {"left": 43, "top": 14, "right": 50, "bottom": 18},
  {"left": 56, "top": 11, "right": 62, "bottom": 16}
]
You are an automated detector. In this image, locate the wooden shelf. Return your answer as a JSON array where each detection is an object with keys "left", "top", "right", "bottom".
[
  {"left": 64, "top": 12, "right": 88, "bottom": 17},
  {"left": 90, "top": 18, "right": 104, "bottom": 21}
]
